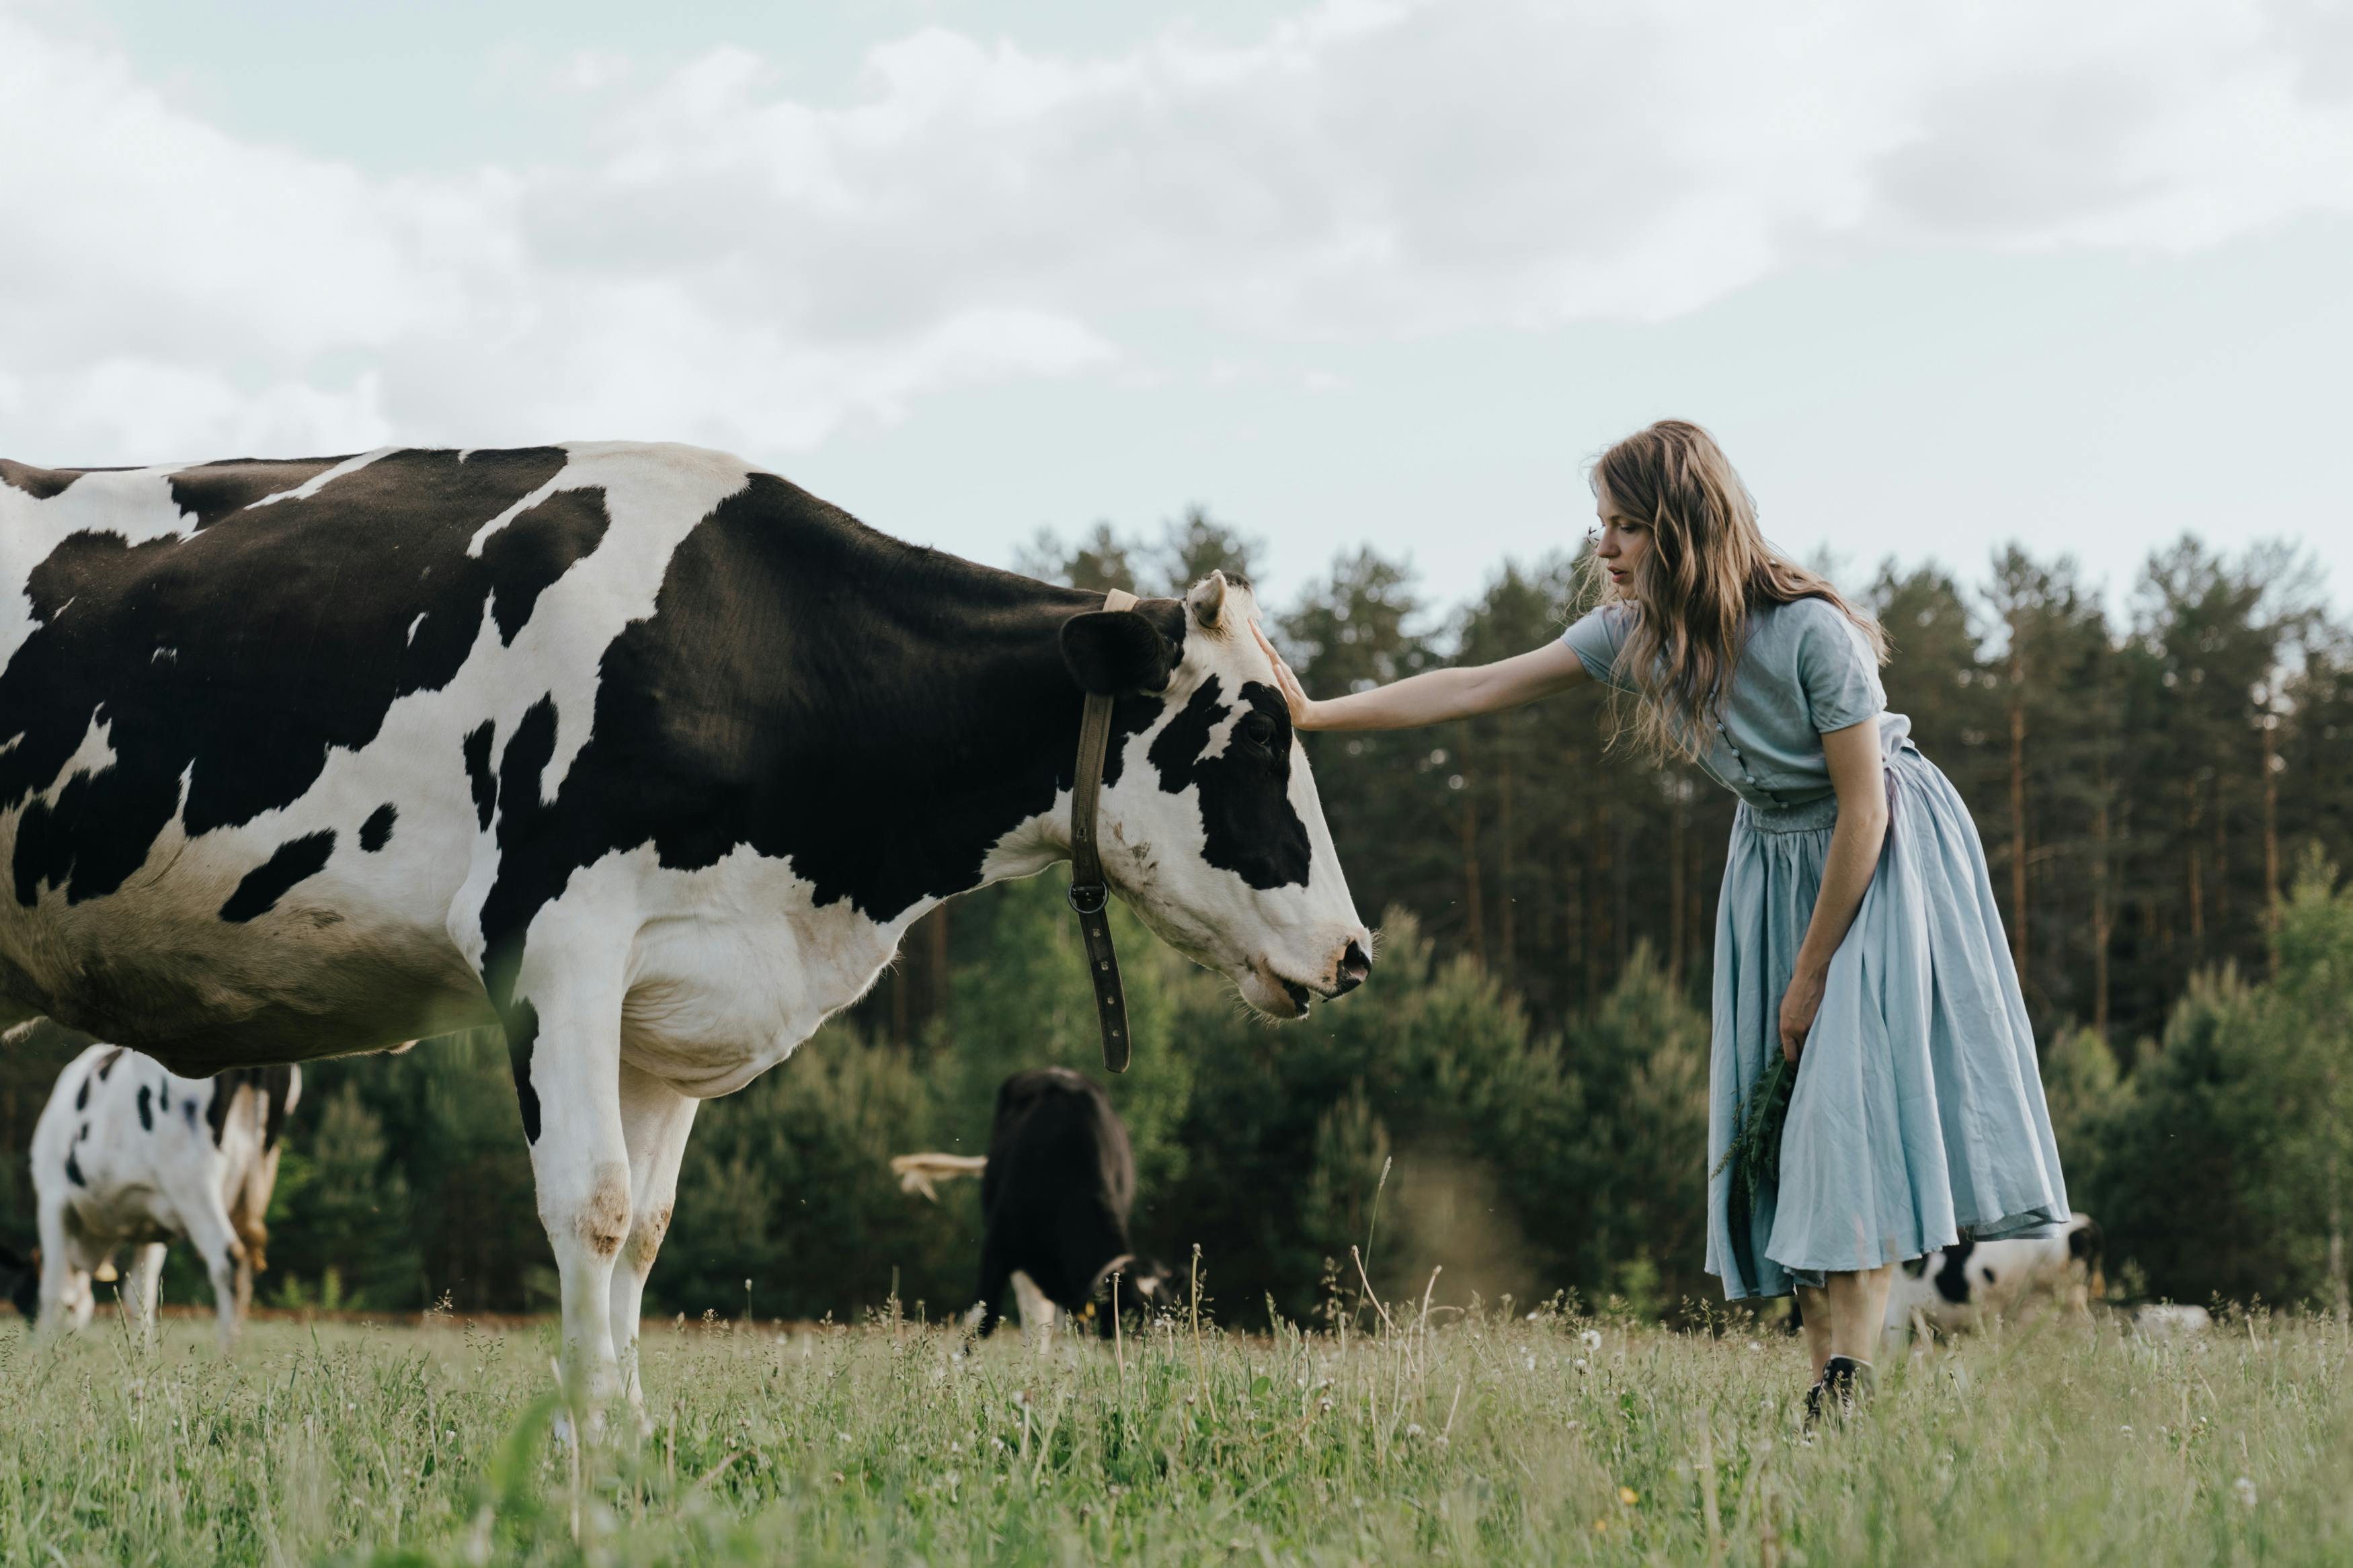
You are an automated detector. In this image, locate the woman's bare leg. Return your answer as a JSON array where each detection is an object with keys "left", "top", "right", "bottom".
[
  {"left": 1798, "top": 1266, "right": 1894, "bottom": 1380},
  {"left": 1796, "top": 1284, "right": 1833, "bottom": 1378}
]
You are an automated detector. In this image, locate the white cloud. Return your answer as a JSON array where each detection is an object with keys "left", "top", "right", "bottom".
[{"left": 2, "top": 0, "right": 2349, "bottom": 462}]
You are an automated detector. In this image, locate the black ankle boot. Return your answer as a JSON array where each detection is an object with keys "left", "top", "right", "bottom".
[{"left": 1803, "top": 1355, "right": 1875, "bottom": 1429}]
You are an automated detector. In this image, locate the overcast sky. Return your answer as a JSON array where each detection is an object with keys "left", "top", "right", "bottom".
[{"left": 6, "top": 0, "right": 2351, "bottom": 628}]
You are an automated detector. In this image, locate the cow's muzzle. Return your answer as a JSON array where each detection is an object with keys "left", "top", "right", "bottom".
[{"left": 1332, "top": 938, "right": 1372, "bottom": 997}]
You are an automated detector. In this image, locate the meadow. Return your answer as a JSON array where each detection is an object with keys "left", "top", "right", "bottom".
[{"left": 0, "top": 1296, "right": 2346, "bottom": 1567}]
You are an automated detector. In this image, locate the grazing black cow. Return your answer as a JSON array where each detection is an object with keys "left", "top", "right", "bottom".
[
  {"left": 0, "top": 446, "right": 1370, "bottom": 1407},
  {"left": 893, "top": 1067, "right": 1172, "bottom": 1340}
]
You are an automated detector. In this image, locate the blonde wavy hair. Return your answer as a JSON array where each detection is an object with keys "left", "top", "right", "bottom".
[{"left": 1582, "top": 420, "right": 1886, "bottom": 764}]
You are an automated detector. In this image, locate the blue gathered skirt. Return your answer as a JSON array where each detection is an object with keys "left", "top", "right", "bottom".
[{"left": 1706, "top": 726, "right": 2069, "bottom": 1299}]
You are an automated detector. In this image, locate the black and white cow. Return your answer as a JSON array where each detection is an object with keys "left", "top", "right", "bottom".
[
  {"left": 893, "top": 1067, "right": 1172, "bottom": 1342},
  {"left": 0, "top": 446, "right": 1368, "bottom": 1407},
  {"left": 24, "top": 1044, "right": 298, "bottom": 1350},
  {"left": 1884, "top": 1213, "right": 2106, "bottom": 1335}
]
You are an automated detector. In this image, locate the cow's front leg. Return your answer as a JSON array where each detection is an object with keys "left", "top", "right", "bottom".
[
  {"left": 506, "top": 961, "right": 633, "bottom": 1413},
  {"left": 609, "top": 1060, "right": 699, "bottom": 1419}
]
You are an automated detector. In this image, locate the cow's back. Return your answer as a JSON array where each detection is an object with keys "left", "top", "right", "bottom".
[{"left": 982, "top": 1067, "right": 1136, "bottom": 1222}]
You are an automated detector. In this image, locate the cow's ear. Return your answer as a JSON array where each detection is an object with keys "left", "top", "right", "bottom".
[{"left": 1061, "top": 610, "right": 1174, "bottom": 695}]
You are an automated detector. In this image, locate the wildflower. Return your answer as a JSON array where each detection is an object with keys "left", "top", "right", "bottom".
[
  {"left": 1581, "top": 1329, "right": 1605, "bottom": 1351},
  {"left": 1574, "top": 1359, "right": 1589, "bottom": 1372},
  {"left": 2119, "top": 1425, "right": 2133, "bottom": 1435},
  {"left": 1747, "top": 1341, "right": 1763, "bottom": 1352},
  {"left": 2234, "top": 1477, "right": 2258, "bottom": 1508},
  {"left": 1405, "top": 1423, "right": 1423, "bottom": 1438},
  {"left": 1619, "top": 1487, "right": 1639, "bottom": 1505}
]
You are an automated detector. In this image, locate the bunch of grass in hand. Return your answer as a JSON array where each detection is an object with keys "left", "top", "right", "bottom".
[{"left": 1713, "top": 1051, "right": 1797, "bottom": 1296}]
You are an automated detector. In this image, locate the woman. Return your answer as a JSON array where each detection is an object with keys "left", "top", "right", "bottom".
[{"left": 1257, "top": 420, "right": 2067, "bottom": 1417}]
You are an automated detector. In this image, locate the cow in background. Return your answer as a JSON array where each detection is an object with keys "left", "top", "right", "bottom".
[
  {"left": 24, "top": 1044, "right": 300, "bottom": 1350},
  {"left": 893, "top": 1067, "right": 1174, "bottom": 1343},
  {"left": 1885, "top": 1213, "right": 2106, "bottom": 1335}
]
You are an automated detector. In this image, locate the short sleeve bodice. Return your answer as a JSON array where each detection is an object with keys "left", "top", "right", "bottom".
[{"left": 1560, "top": 597, "right": 1904, "bottom": 816}]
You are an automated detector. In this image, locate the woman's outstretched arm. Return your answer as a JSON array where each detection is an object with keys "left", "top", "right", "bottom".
[
  {"left": 1778, "top": 718, "right": 1891, "bottom": 1063},
  {"left": 1253, "top": 624, "right": 1589, "bottom": 732}
]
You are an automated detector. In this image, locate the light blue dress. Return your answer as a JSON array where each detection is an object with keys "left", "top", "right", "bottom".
[{"left": 1562, "top": 597, "right": 2069, "bottom": 1299}]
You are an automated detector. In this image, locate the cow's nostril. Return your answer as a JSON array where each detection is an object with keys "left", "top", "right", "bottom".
[{"left": 1334, "top": 938, "right": 1372, "bottom": 995}]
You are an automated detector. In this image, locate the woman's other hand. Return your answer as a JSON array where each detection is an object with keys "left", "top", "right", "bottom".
[
  {"left": 1779, "top": 964, "right": 1827, "bottom": 1063},
  {"left": 1252, "top": 622, "right": 1322, "bottom": 730}
]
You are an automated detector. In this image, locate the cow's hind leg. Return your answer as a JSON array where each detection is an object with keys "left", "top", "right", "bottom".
[
  {"left": 503, "top": 957, "right": 633, "bottom": 1416},
  {"left": 123, "top": 1243, "right": 167, "bottom": 1351},
  {"left": 609, "top": 1061, "right": 699, "bottom": 1419}
]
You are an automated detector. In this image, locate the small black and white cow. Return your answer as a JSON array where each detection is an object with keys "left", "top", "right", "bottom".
[
  {"left": 1885, "top": 1213, "right": 2106, "bottom": 1335},
  {"left": 24, "top": 1044, "right": 298, "bottom": 1350},
  {"left": 893, "top": 1067, "right": 1173, "bottom": 1342},
  {"left": 0, "top": 446, "right": 1368, "bottom": 1409}
]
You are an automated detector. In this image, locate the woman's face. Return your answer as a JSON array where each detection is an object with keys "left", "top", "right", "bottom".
[{"left": 1593, "top": 481, "right": 1652, "bottom": 597}]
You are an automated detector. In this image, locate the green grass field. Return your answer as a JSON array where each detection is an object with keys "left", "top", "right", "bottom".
[{"left": 0, "top": 1299, "right": 2346, "bottom": 1566}]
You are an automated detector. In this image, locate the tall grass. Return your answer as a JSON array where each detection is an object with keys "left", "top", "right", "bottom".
[{"left": 0, "top": 1300, "right": 2346, "bottom": 1565}]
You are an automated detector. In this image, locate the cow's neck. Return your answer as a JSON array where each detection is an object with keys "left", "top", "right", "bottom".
[{"left": 746, "top": 509, "right": 1177, "bottom": 925}]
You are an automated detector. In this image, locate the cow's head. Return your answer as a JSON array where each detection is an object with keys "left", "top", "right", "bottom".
[{"left": 1060, "top": 572, "right": 1371, "bottom": 1018}]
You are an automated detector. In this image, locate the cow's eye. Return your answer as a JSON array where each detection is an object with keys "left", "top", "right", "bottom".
[{"left": 1238, "top": 712, "right": 1278, "bottom": 751}]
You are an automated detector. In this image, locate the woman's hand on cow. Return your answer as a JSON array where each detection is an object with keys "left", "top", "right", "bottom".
[
  {"left": 1253, "top": 622, "right": 1324, "bottom": 730},
  {"left": 1779, "top": 964, "right": 1827, "bottom": 1064}
]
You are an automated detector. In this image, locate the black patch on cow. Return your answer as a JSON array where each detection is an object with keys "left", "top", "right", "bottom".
[
  {"left": 182, "top": 1100, "right": 198, "bottom": 1130},
  {"left": 63, "top": 1149, "right": 85, "bottom": 1188},
  {"left": 218, "top": 830, "right": 335, "bottom": 922},
  {"left": 95, "top": 1046, "right": 124, "bottom": 1080},
  {"left": 136, "top": 1083, "right": 153, "bottom": 1131},
  {"left": 1933, "top": 1239, "right": 1977, "bottom": 1304},
  {"left": 359, "top": 803, "right": 397, "bottom": 852},
  {"left": 463, "top": 723, "right": 497, "bottom": 831},
  {"left": 204, "top": 1070, "right": 257, "bottom": 1146},
  {"left": 1, "top": 461, "right": 102, "bottom": 500},
  {"left": 166, "top": 458, "right": 347, "bottom": 530},
  {"left": 483, "top": 487, "right": 610, "bottom": 642},
  {"left": 260, "top": 1066, "right": 295, "bottom": 1151},
  {"left": 0, "top": 448, "right": 608, "bottom": 907},
  {"left": 73, "top": 1074, "right": 89, "bottom": 1111},
  {"left": 1901, "top": 1255, "right": 1927, "bottom": 1279},
  {"left": 2069, "top": 1219, "right": 2104, "bottom": 1265},
  {"left": 1060, "top": 610, "right": 1175, "bottom": 696},
  {"left": 506, "top": 999, "right": 542, "bottom": 1144},
  {"left": 1146, "top": 676, "right": 1312, "bottom": 890},
  {"left": 469, "top": 472, "right": 1186, "bottom": 998}
]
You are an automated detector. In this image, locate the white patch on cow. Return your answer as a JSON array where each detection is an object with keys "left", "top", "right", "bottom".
[
  {"left": 32, "top": 713, "right": 113, "bottom": 807},
  {"left": 495, "top": 838, "right": 923, "bottom": 1098},
  {"left": 405, "top": 612, "right": 428, "bottom": 646},
  {"left": 464, "top": 469, "right": 568, "bottom": 557},
  {"left": 246, "top": 448, "right": 395, "bottom": 509}
]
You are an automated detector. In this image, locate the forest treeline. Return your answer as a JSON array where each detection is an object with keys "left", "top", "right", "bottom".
[{"left": 2, "top": 515, "right": 2348, "bottom": 1323}]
